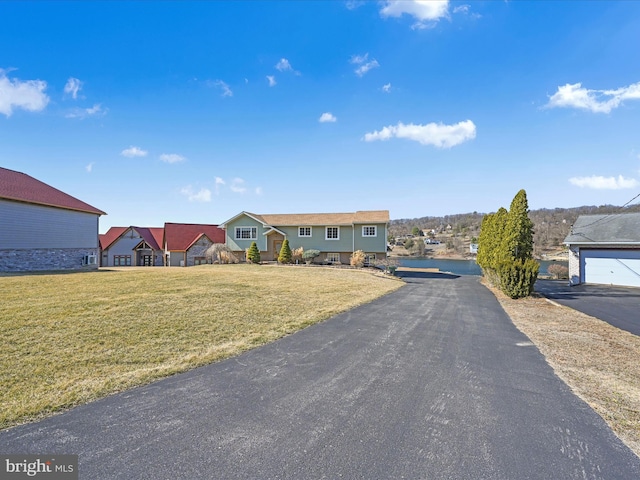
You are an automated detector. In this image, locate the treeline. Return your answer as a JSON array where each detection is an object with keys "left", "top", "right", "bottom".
[{"left": 390, "top": 203, "right": 640, "bottom": 251}]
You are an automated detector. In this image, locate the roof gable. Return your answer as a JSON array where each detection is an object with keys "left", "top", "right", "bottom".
[
  {"left": 100, "top": 226, "right": 129, "bottom": 250},
  {"left": 164, "top": 223, "right": 225, "bottom": 251},
  {"left": 0, "top": 167, "right": 105, "bottom": 215},
  {"left": 564, "top": 213, "right": 640, "bottom": 244}
]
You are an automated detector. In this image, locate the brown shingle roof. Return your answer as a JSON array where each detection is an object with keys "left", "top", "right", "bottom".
[
  {"left": 164, "top": 223, "right": 225, "bottom": 251},
  {"left": 0, "top": 167, "right": 106, "bottom": 215},
  {"left": 256, "top": 210, "right": 389, "bottom": 226}
]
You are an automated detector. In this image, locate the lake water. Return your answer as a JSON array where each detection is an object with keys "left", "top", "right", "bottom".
[{"left": 397, "top": 257, "right": 568, "bottom": 276}]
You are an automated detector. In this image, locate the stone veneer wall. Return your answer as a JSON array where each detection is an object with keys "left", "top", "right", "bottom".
[
  {"left": 568, "top": 246, "right": 581, "bottom": 286},
  {"left": 185, "top": 239, "right": 214, "bottom": 267},
  {"left": 0, "top": 248, "right": 100, "bottom": 272}
]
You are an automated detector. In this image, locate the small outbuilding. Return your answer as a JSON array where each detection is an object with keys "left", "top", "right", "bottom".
[
  {"left": 564, "top": 213, "right": 640, "bottom": 287},
  {"left": 0, "top": 167, "right": 105, "bottom": 272}
]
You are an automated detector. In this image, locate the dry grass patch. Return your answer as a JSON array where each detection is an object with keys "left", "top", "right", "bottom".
[
  {"left": 0, "top": 265, "right": 401, "bottom": 429},
  {"left": 487, "top": 283, "right": 640, "bottom": 457}
]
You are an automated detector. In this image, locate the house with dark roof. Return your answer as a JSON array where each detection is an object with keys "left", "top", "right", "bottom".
[
  {"left": 0, "top": 167, "right": 106, "bottom": 272},
  {"left": 219, "top": 210, "right": 389, "bottom": 264},
  {"left": 163, "top": 223, "right": 225, "bottom": 266},
  {"left": 564, "top": 213, "right": 640, "bottom": 287},
  {"left": 99, "top": 226, "right": 165, "bottom": 267}
]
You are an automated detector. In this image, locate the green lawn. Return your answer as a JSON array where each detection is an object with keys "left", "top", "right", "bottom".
[{"left": 0, "top": 265, "right": 401, "bottom": 429}]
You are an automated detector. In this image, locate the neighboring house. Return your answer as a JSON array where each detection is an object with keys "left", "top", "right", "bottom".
[
  {"left": 99, "top": 226, "right": 164, "bottom": 267},
  {"left": 0, "top": 167, "right": 105, "bottom": 272},
  {"left": 220, "top": 210, "right": 390, "bottom": 264},
  {"left": 164, "top": 223, "right": 225, "bottom": 267},
  {"left": 564, "top": 213, "right": 640, "bottom": 287}
]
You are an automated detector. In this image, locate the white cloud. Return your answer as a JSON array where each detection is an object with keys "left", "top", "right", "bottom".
[
  {"left": 64, "top": 77, "right": 83, "bottom": 99},
  {"left": 319, "top": 112, "right": 337, "bottom": 123},
  {"left": 230, "top": 178, "right": 247, "bottom": 193},
  {"left": 212, "top": 80, "right": 233, "bottom": 97},
  {"left": 350, "top": 53, "right": 380, "bottom": 77},
  {"left": 0, "top": 70, "right": 49, "bottom": 117},
  {"left": 160, "top": 153, "right": 186, "bottom": 164},
  {"left": 382, "top": 83, "right": 392, "bottom": 93},
  {"left": 546, "top": 82, "right": 640, "bottom": 114},
  {"left": 214, "top": 176, "right": 226, "bottom": 194},
  {"left": 65, "top": 103, "right": 106, "bottom": 119},
  {"left": 121, "top": 146, "right": 148, "bottom": 158},
  {"left": 85, "top": 162, "right": 94, "bottom": 173},
  {"left": 363, "top": 120, "right": 476, "bottom": 148},
  {"left": 181, "top": 185, "right": 211, "bottom": 202},
  {"left": 380, "top": 0, "right": 450, "bottom": 29},
  {"left": 255, "top": 186, "right": 263, "bottom": 195},
  {"left": 569, "top": 175, "right": 639, "bottom": 190},
  {"left": 275, "top": 58, "right": 301, "bottom": 76},
  {"left": 453, "top": 5, "right": 469, "bottom": 14},
  {"left": 266, "top": 75, "right": 277, "bottom": 87},
  {"left": 345, "top": 0, "right": 365, "bottom": 10}
]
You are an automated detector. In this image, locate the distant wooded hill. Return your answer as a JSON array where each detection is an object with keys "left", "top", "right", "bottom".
[{"left": 390, "top": 203, "right": 640, "bottom": 255}]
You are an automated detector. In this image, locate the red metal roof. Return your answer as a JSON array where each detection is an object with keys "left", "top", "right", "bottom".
[
  {"left": 99, "top": 227, "right": 129, "bottom": 250},
  {"left": 99, "top": 226, "right": 165, "bottom": 251},
  {"left": 164, "top": 223, "right": 225, "bottom": 251},
  {"left": 0, "top": 167, "right": 106, "bottom": 215}
]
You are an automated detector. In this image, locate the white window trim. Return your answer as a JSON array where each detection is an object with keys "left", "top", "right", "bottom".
[
  {"left": 235, "top": 226, "right": 257, "bottom": 240},
  {"left": 325, "top": 226, "right": 340, "bottom": 240},
  {"left": 326, "top": 253, "right": 340, "bottom": 263},
  {"left": 298, "top": 226, "right": 312, "bottom": 237},
  {"left": 362, "top": 225, "right": 377, "bottom": 237}
]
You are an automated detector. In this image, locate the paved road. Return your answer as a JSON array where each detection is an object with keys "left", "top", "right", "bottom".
[
  {"left": 2, "top": 274, "right": 639, "bottom": 479},
  {"left": 535, "top": 279, "right": 640, "bottom": 336}
]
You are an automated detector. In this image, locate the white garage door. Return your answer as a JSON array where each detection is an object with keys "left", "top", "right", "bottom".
[{"left": 581, "top": 249, "right": 640, "bottom": 287}]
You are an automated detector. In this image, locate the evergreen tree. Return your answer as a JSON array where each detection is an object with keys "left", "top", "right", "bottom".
[
  {"left": 247, "top": 242, "right": 260, "bottom": 264},
  {"left": 278, "top": 239, "right": 292, "bottom": 264},
  {"left": 477, "top": 190, "right": 538, "bottom": 297},
  {"left": 477, "top": 207, "right": 508, "bottom": 272},
  {"left": 503, "top": 189, "right": 534, "bottom": 262}
]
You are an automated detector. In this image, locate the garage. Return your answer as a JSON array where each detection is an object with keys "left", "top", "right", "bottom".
[
  {"left": 580, "top": 249, "right": 640, "bottom": 287},
  {"left": 564, "top": 212, "right": 640, "bottom": 288}
]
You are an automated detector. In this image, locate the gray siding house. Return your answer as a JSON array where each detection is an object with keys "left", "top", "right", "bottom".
[
  {"left": 220, "top": 210, "right": 389, "bottom": 264},
  {"left": 0, "top": 167, "right": 105, "bottom": 272},
  {"left": 564, "top": 213, "right": 640, "bottom": 287}
]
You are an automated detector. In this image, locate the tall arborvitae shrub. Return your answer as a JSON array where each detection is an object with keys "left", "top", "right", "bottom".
[
  {"left": 477, "top": 190, "right": 539, "bottom": 298},
  {"left": 477, "top": 207, "right": 508, "bottom": 286},
  {"left": 247, "top": 242, "right": 261, "bottom": 264},
  {"left": 502, "top": 189, "right": 534, "bottom": 262},
  {"left": 278, "top": 239, "right": 292, "bottom": 264},
  {"left": 498, "top": 259, "right": 539, "bottom": 299}
]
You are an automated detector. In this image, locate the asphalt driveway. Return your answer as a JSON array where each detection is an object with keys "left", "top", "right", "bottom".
[
  {"left": 1, "top": 274, "right": 639, "bottom": 479},
  {"left": 535, "top": 279, "right": 640, "bottom": 336}
]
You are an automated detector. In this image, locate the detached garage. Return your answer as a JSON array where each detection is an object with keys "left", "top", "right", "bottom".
[{"left": 565, "top": 213, "right": 640, "bottom": 288}]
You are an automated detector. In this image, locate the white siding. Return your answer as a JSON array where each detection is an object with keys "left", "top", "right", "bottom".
[{"left": 0, "top": 199, "right": 99, "bottom": 249}]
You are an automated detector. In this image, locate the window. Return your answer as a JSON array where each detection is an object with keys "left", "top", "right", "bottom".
[
  {"left": 364, "top": 253, "right": 376, "bottom": 266},
  {"left": 326, "top": 227, "right": 339, "bottom": 240},
  {"left": 114, "top": 255, "right": 131, "bottom": 266},
  {"left": 362, "top": 226, "right": 377, "bottom": 237},
  {"left": 235, "top": 227, "right": 257, "bottom": 240},
  {"left": 298, "top": 226, "right": 312, "bottom": 237},
  {"left": 326, "top": 253, "right": 340, "bottom": 263},
  {"left": 194, "top": 257, "right": 207, "bottom": 265}
]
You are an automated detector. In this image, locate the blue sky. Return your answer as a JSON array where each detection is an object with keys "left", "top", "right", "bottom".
[{"left": 2, "top": 1, "right": 640, "bottom": 232}]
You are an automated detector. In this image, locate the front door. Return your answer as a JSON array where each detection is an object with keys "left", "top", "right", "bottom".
[{"left": 274, "top": 241, "right": 282, "bottom": 261}]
